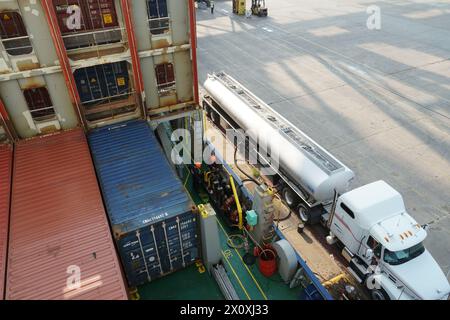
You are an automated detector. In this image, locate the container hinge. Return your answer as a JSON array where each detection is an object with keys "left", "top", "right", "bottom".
[
  {"left": 176, "top": 217, "right": 186, "bottom": 268},
  {"left": 162, "top": 222, "right": 174, "bottom": 271},
  {"left": 136, "top": 230, "right": 151, "bottom": 282},
  {"left": 151, "top": 225, "right": 164, "bottom": 275}
]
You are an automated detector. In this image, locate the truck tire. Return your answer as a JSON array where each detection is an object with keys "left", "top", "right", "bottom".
[
  {"left": 298, "top": 204, "right": 321, "bottom": 225},
  {"left": 204, "top": 104, "right": 211, "bottom": 118},
  {"left": 370, "top": 288, "right": 390, "bottom": 300},
  {"left": 282, "top": 187, "right": 299, "bottom": 208},
  {"left": 211, "top": 109, "right": 219, "bottom": 125},
  {"left": 297, "top": 204, "right": 311, "bottom": 224}
]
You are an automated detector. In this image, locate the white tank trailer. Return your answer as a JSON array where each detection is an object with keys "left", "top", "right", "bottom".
[{"left": 203, "top": 72, "right": 354, "bottom": 205}]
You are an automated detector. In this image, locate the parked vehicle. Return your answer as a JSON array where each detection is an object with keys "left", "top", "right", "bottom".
[{"left": 203, "top": 72, "right": 450, "bottom": 300}]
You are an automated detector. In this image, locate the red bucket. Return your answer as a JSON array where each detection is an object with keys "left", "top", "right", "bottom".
[{"left": 258, "top": 249, "right": 277, "bottom": 277}]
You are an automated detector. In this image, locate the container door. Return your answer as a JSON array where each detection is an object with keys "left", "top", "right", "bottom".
[
  {"left": 74, "top": 61, "right": 138, "bottom": 124},
  {"left": 147, "top": 0, "right": 169, "bottom": 35},
  {"left": 54, "top": 0, "right": 121, "bottom": 50},
  {"left": 116, "top": 213, "right": 199, "bottom": 287},
  {"left": 117, "top": 231, "right": 160, "bottom": 287},
  {"left": 87, "top": 0, "right": 119, "bottom": 29},
  {"left": 86, "top": 0, "right": 121, "bottom": 46},
  {"left": 75, "top": 66, "right": 102, "bottom": 105},
  {"left": 21, "top": 86, "right": 61, "bottom": 134},
  {"left": 0, "top": 11, "right": 32, "bottom": 56},
  {"left": 158, "top": 213, "right": 199, "bottom": 274}
]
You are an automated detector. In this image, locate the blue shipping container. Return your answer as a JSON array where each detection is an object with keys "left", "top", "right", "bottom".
[
  {"left": 89, "top": 120, "right": 199, "bottom": 287},
  {"left": 74, "top": 61, "right": 130, "bottom": 106}
]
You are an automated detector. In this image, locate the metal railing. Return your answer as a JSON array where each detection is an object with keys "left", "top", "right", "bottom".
[
  {"left": 82, "top": 90, "right": 138, "bottom": 123},
  {"left": 29, "top": 106, "right": 57, "bottom": 122},
  {"left": 61, "top": 26, "right": 126, "bottom": 52},
  {"left": 157, "top": 81, "right": 176, "bottom": 96},
  {"left": 148, "top": 16, "right": 171, "bottom": 35},
  {"left": 82, "top": 90, "right": 134, "bottom": 106},
  {"left": 1, "top": 35, "right": 33, "bottom": 56}
]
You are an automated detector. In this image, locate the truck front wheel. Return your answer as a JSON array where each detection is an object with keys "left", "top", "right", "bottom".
[{"left": 370, "top": 288, "right": 390, "bottom": 300}]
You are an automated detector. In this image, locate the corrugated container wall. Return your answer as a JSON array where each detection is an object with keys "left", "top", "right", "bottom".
[
  {"left": 0, "top": 0, "right": 80, "bottom": 139},
  {"left": 6, "top": 129, "right": 128, "bottom": 300},
  {"left": 88, "top": 120, "right": 199, "bottom": 287},
  {"left": 0, "top": 142, "right": 12, "bottom": 300}
]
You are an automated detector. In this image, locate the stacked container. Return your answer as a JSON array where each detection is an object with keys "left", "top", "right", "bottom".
[
  {"left": 0, "top": 141, "right": 12, "bottom": 300},
  {"left": 6, "top": 130, "right": 128, "bottom": 300},
  {"left": 0, "top": 0, "right": 80, "bottom": 139},
  {"left": 0, "top": 0, "right": 200, "bottom": 299},
  {"left": 53, "top": 0, "right": 123, "bottom": 51},
  {"left": 0, "top": 0, "right": 198, "bottom": 135},
  {"left": 50, "top": 0, "right": 140, "bottom": 125},
  {"left": 89, "top": 120, "right": 199, "bottom": 287}
]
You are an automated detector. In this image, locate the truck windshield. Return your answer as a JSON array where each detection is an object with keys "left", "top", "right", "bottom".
[{"left": 383, "top": 242, "right": 425, "bottom": 266}]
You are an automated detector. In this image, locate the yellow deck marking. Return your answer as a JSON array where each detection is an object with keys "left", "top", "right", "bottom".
[
  {"left": 221, "top": 249, "right": 251, "bottom": 300},
  {"left": 234, "top": 245, "right": 269, "bottom": 301},
  {"left": 216, "top": 217, "right": 268, "bottom": 300}
]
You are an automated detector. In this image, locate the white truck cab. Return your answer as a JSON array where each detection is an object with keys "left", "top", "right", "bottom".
[{"left": 327, "top": 181, "right": 450, "bottom": 300}]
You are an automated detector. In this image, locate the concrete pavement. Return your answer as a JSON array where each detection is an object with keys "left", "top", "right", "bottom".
[{"left": 196, "top": 0, "right": 450, "bottom": 278}]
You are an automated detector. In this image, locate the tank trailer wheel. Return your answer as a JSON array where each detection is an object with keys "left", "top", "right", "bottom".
[
  {"left": 297, "top": 204, "right": 311, "bottom": 224},
  {"left": 282, "top": 187, "right": 299, "bottom": 209}
]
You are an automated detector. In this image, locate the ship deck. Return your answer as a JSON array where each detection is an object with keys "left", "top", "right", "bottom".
[{"left": 138, "top": 179, "right": 302, "bottom": 300}]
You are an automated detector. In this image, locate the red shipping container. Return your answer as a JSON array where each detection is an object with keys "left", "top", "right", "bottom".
[
  {"left": 53, "top": 0, "right": 119, "bottom": 34},
  {"left": 0, "top": 144, "right": 12, "bottom": 300},
  {"left": 6, "top": 129, "right": 128, "bottom": 300}
]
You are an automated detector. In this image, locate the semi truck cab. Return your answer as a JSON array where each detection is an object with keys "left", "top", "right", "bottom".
[{"left": 327, "top": 181, "right": 450, "bottom": 300}]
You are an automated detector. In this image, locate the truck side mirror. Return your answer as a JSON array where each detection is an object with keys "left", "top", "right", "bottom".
[{"left": 365, "top": 249, "right": 374, "bottom": 260}]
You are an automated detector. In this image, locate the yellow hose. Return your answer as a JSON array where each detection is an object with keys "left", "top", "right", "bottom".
[
  {"left": 322, "top": 273, "right": 347, "bottom": 287},
  {"left": 229, "top": 175, "right": 243, "bottom": 230}
]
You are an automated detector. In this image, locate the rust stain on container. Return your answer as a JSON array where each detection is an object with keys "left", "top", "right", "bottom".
[
  {"left": 6, "top": 129, "right": 128, "bottom": 300},
  {"left": 20, "top": 80, "right": 46, "bottom": 90},
  {"left": 152, "top": 39, "right": 170, "bottom": 49},
  {"left": 67, "top": 46, "right": 127, "bottom": 61},
  {"left": 16, "top": 61, "right": 40, "bottom": 72},
  {"left": 0, "top": 144, "right": 12, "bottom": 300}
]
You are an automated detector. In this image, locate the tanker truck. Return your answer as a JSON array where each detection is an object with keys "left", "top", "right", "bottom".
[{"left": 202, "top": 72, "right": 450, "bottom": 300}]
